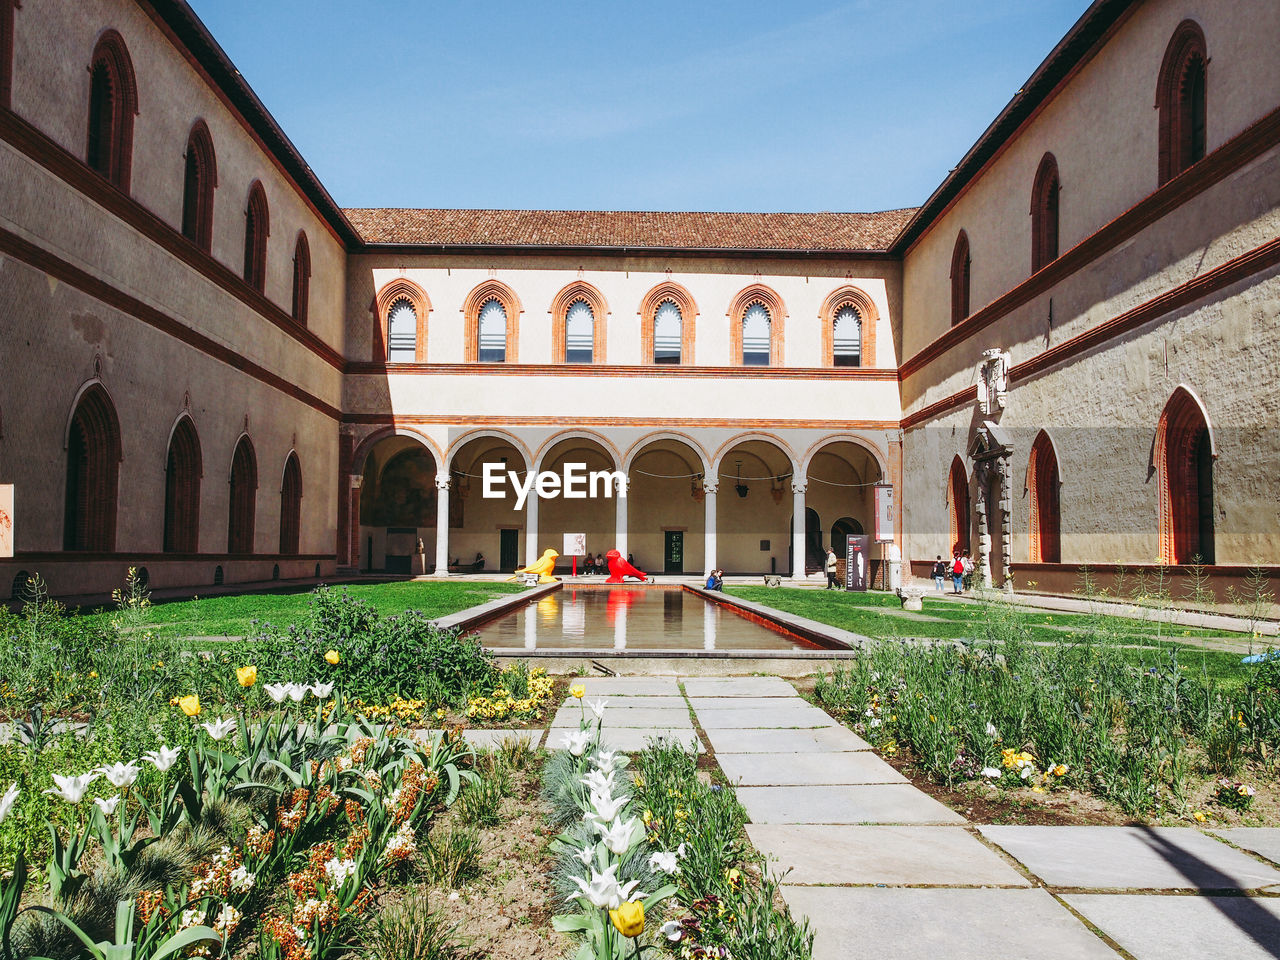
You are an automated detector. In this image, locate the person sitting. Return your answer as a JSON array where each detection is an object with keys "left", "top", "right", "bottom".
[
  {"left": 705, "top": 569, "right": 724, "bottom": 591},
  {"left": 473, "top": 552, "right": 485, "bottom": 571}
]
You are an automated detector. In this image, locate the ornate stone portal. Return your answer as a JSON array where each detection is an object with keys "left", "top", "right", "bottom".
[{"left": 968, "top": 420, "right": 1014, "bottom": 589}]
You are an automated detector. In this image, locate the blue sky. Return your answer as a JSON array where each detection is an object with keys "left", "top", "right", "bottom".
[{"left": 189, "top": 1, "right": 1089, "bottom": 213}]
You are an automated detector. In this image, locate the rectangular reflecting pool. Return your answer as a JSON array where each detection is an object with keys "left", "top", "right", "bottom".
[{"left": 469, "top": 585, "right": 820, "bottom": 652}]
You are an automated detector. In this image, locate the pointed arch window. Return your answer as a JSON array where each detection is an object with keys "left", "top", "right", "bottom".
[
  {"left": 1028, "top": 431, "right": 1061, "bottom": 563},
  {"left": 386, "top": 299, "right": 418, "bottom": 360},
  {"left": 653, "top": 300, "right": 682, "bottom": 364},
  {"left": 1157, "top": 20, "right": 1208, "bottom": 186},
  {"left": 1156, "top": 388, "right": 1214, "bottom": 564},
  {"left": 741, "top": 303, "right": 771, "bottom": 366},
  {"left": 181, "top": 121, "right": 217, "bottom": 252},
  {"left": 477, "top": 298, "right": 507, "bottom": 362},
  {"left": 564, "top": 300, "right": 595, "bottom": 363},
  {"left": 375, "top": 278, "right": 429, "bottom": 362},
  {"left": 1030, "top": 153, "right": 1060, "bottom": 274},
  {"left": 551, "top": 281, "right": 607, "bottom": 364},
  {"left": 163, "top": 417, "right": 202, "bottom": 553},
  {"left": 227, "top": 437, "right": 257, "bottom": 555},
  {"left": 950, "top": 230, "right": 971, "bottom": 326},
  {"left": 832, "top": 305, "right": 862, "bottom": 367},
  {"left": 291, "top": 232, "right": 310, "bottom": 326},
  {"left": 1, "top": 0, "right": 16, "bottom": 109},
  {"left": 279, "top": 453, "right": 302, "bottom": 555},
  {"left": 947, "top": 455, "right": 969, "bottom": 556},
  {"left": 243, "top": 182, "right": 269, "bottom": 293},
  {"left": 820, "top": 286, "right": 877, "bottom": 367},
  {"left": 64, "top": 385, "right": 121, "bottom": 551},
  {"left": 86, "top": 31, "right": 138, "bottom": 191}
]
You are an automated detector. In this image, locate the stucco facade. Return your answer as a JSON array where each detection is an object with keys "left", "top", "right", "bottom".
[{"left": 0, "top": 0, "right": 1276, "bottom": 601}]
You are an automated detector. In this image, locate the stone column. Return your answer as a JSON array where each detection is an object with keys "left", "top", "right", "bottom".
[
  {"left": 524, "top": 487, "right": 539, "bottom": 566},
  {"left": 432, "top": 475, "right": 450, "bottom": 577},
  {"left": 615, "top": 475, "right": 629, "bottom": 557},
  {"left": 791, "top": 480, "right": 808, "bottom": 579},
  {"left": 703, "top": 480, "right": 718, "bottom": 574}
]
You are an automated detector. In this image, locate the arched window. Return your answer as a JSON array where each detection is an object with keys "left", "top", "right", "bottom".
[
  {"left": 64, "top": 385, "right": 121, "bottom": 551},
  {"left": 181, "top": 121, "right": 217, "bottom": 252},
  {"left": 291, "top": 232, "right": 310, "bottom": 326},
  {"left": 1028, "top": 431, "right": 1061, "bottom": 563},
  {"left": 477, "top": 298, "right": 507, "bottom": 362},
  {"left": 1157, "top": 20, "right": 1207, "bottom": 186},
  {"left": 279, "top": 453, "right": 302, "bottom": 555},
  {"left": 832, "top": 305, "right": 862, "bottom": 367},
  {"left": 741, "top": 303, "right": 771, "bottom": 366},
  {"left": 243, "top": 182, "right": 269, "bottom": 293},
  {"left": 1156, "top": 388, "right": 1214, "bottom": 564},
  {"left": 947, "top": 454, "right": 969, "bottom": 556},
  {"left": 386, "top": 299, "right": 418, "bottom": 361},
  {"left": 2, "top": 0, "right": 19, "bottom": 109},
  {"left": 227, "top": 436, "right": 257, "bottom": 554},
  {"left": 1030, "top": 152, "right": 1060, "bottom": 274},
  {"left": 374, "top": 278, "right": 429, "bottom": 362},
  {"left": 163, "top": 417, "right": 202, "bottom": 553},
  {"left": 564, "top": 300, "right": 595, "bottom": 363},
  {"left": 950, "top": 230, "right": 971, "bottom": 326},
  {"left": 463, "top": 280, "right": 520, "bottom": 362},
  {"left": 653, "top": 300, "right": 682, "bottom": 364},
  {"left": 86, "top": 31, "right": 138, "bottom": 191}
]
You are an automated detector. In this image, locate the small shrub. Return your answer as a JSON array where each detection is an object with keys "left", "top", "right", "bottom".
[
  {"left": 423, "top": 824, "right": 482, "bottom": 888},
  {"left": 456, "top": 774, "right": 504, "bottom": 827},
  {"left": 363, "top": 893, "right": 464, "bottom": 960}
]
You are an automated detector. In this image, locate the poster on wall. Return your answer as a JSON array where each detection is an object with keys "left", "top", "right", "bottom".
[
  {"left": 845, "top": 534, "right": 869, "bottom": 591},
  {"left": 563, "top": 533, "right": 586, "bottom": 557},
  {"left": 874, "top": 483, "right": 895, "bottom": 543},
  {"left": 0, "top": 485, "right": 12, "bottom": 558}
]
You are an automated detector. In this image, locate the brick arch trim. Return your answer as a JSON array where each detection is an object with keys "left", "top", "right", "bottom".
[
  {"left": 949, "top": 230, "right": 971, "bottom": 326},
  {"left": 1027, "top": 429, "right": 1061, "bottom": 563},
  {"left": 462, "top": 279, "right": 522, "bottom": 362},
  {"left": 1156, "top": 19, "right": 1208, "bottom": 186},
  {"left": 163, "top": 414, "right": 202, "bottom": 553},
  {"left": 727, "top": 284, "right": 786, "bottom": 367},
  {"left": 243, "top": 181, "right": 270, "bottom": 293},
  {"left": 1030, "top": 151, "right": 1060, "bottom": 274},
  {"left": 1154, "top": 385, "right": 1215, "bottom": 564},
  {"left": 818, "top": 285, "right": 878, "bottom": 368},
  {"left": 0, "top": 0, "right": 17, "bottom": 109},
  {"left": 639, "top": 281, "right": 698, "bottom": 365},
  {"left": 87, "top": 28, "right": 138, "bottom": 191},
  {"left": 374, "top": 277, "right": 430, "bottom": 362},
  {"left": 227, "top": 433, "right": 258, "bottom": 554},
  {"left": 550, "top": 280, "right": 608, "bottom": 364},
  {"left": 63, "top": 381, "right": 122, "bottom": 552},
  {"left": 947, "top": 454, "right": 969, "bottom": 556},
  {"left": 291, "top": 231, "right": 310, "bottom": 326},
  {"left": 181, "top": 119, "right": 217, "bottom": 252},
  {"left": 279, "top": 451, "right": 302, "bottom": 555}
]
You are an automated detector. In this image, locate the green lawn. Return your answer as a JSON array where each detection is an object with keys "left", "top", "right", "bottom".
[
  {"left": 79, "top": 580, "right": 528, "bottom": 640},
  {"left": 726, "top": 586, "right": 1260, "bottom": 686}
]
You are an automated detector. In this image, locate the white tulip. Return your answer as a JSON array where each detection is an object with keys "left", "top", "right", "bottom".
[
  {"left": 143, "top": 746, "right": 182, "bottom": 772},
  {"left": 676, "top": 842, "right": 686, "bottom": 859},
  {"left": 93, "top": 795, "right": 122, "bottom": 815},
  {"left": 591, "top": 750, "right": 623, "bottom": 773},
  {"left": 0, "top": 784, "right": 19, "bottom": 823},
  {"left": 44, "top": 772, "right": 99, "bottom": 804},
  {"left": 580, "top": 769, "right": 615, "bottom": 796},
  {"left": 567, "top": 862, "right": 643, "bottom": 910},
  {"left": 586, "top": 790, "right": 629, "bottom": 826},
  {"left": 981, "top": 767, "right": 1002, "bottom": 779},
  {"left": 661, "top": 919, "right": 683, "bottom": 942},
  {"left": 201, "top": 718, "right": 237, "bottom": 741},
  {"left": 598, "top": 817, "right": 638, "bottom": 856},
  {"left": 97, "top": 761, "right": 141, "bottom": 788},
  {"left": 285, "top": 682, "right": 309, "bottom": 702},
  {"left": 587, "top": 697, "right": 607, "bottom": 720},
  {"left": 560, "top": 730, "right": 592, "bottom": 757},
  {"left": 648, "top": 850, "right": 680, "bottom": 875},
  {"left": 264, "top": 683, "right": 289, "bottom": 703},
  {"left": 985, "top": 722, "right": 1000, "bottom": 738},
  {"left": 574, "top": 846, "right": 594, "bottom": 866},
  {"left": 309, "top": 682, "right": 334, "bottom": 699}
]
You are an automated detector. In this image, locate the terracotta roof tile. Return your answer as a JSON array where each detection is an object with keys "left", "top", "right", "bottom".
[{"left": 342, "top": 208, "right": 918, "bottom": 252}]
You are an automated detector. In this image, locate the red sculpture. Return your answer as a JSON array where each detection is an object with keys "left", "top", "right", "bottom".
[{"left": 606, "top": 549, "right": 649, "bottom": 583}]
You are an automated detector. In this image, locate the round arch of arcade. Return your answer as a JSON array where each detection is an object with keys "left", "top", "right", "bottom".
[{"left": 624, "top": 434, "right": 714, "bottom": 576}]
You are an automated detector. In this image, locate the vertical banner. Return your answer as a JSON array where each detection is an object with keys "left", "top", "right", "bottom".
[
  {"left": 845, "top": 534, "right": 869, "bottom": 591},
  {"left": 874, "top": 483, "right": 895, "bottom": 543},
  {"left": 0, "top": 485, "right": 11, "bottom": 558}
]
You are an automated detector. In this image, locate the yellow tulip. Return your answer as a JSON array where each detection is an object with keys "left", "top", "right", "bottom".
[
  {"left": 570, "top": 684, "right": 585, "bottom": 699},
  {"left": 236, "top": 665, "right": 258, "bottom": 687},
  {"left": 178, "top": 695, "right": 201, "bottom": 717},
  {"left": 608, "top": 900, "right": 644, "bottom": 938},
  {"left": 325, "top": 650, "right": 341, "bottom": 665}
]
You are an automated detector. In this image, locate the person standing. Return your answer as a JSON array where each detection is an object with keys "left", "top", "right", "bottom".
[
  {"left": 932, "top": 555, "right": 947, "bottom": 592},
  {"left": 824, "top": 546, "right": 839, "bottom": 590},
  {"left": 951, "top": 553, "right": 965, "bottom": 594}
]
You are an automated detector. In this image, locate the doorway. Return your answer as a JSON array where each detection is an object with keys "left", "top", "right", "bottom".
[
  {"left": 664, "top": 530, "right": 684, "bottom": 574},
  {"left": 499, "top": 529, "right": 520, "bottom": 572}
]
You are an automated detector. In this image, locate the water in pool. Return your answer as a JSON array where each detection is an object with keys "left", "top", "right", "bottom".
[{"left": 470, "top": 586, "right": 815, "bottom": 651}]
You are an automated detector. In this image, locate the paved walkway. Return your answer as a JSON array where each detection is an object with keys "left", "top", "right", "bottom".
[{"left": 532, "top": 677, "right": 1280, "bottom": 960}]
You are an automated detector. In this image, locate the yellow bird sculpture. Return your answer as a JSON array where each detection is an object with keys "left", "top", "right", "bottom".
[{"left": 511, "top": 548, "right": 559, "bottom": 583}]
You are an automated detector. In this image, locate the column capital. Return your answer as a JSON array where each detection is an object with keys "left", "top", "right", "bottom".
[
  {"left": 703, "top": 480, "right": 719, "bottom": 495},
  {"left": 434, "top": 475, "right": 451, "bottom": 491},
  {"left": 790, "top": 480, "right": 807, "bottom": 495}
]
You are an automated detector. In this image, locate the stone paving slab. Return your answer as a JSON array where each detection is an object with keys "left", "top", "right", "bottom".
[
  {"left": 695, "top": 706, "right": 836, "bottom": 729},
  {"left": 1211, "top": 828, "right": 1280, "bottom": 867},
  {"left": 1065, "top": 893, "right": 1280, "bottom": 960},
  {"left": 717, "top": 751, "right": 907, "bottom": 786},
  {"left": 572, "top": 679, "right": 681, "bottom": 696},
  {"left": 682, "top": 677, "right": 798, "bottom": 697},
  {"left": 573, "top": 695, "right": 687, "bottom": 708},
  {"left": 979, "top": 826, "right": 1280, "bottom": 890},
  {"left": 737, "top": 785, "right": 965, "bottom": 824},
  {"left": 551, "top": 706, "right": 693, "bottom": 728},
  {"left": 462, "top": 729, "right": 542, "bottom": 750},
  {"left": 704, "top": 725, "right": 872, "bottom": 754},
  {"left": 747, "top": 825, "right": 1029, "bottom": 887},
  {"left": 688, "top": 696, "right": 809, "bottom": 711},
  {"left": 546, "top": 728, "right": 704, "bottom": 754},
  {"left": 782, "top": 887, "right": 1119, "bottom": 960}
]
